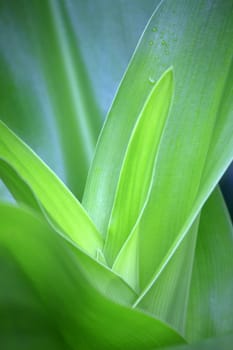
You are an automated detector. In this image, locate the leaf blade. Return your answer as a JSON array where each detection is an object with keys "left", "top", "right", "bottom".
[
  {"left": 0, "top": 121, "right": 103, "bottom": 257},
  {"left": 104, "top": 67, "right": 173, "bottom": 266},
  {"left": 0, "top": 204, "right": 185, "bottom": 350},
  {"left": 83, "top": 2, "right": 233, "bottom": 281},
  {"left": 133, "top": 216, "right": 199, "bottom": 334},
  {"left": 185, "top": 188, "right": 233, "bottom": 342}
]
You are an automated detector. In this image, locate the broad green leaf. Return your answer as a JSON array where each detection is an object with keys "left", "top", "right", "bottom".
[
  {"left": 0, "top": 204, "right": 185, "bottom": 349},
  {"left": 0, "top": 205, "right": 136, "bottom": 306},
  {"left": 0, "top": 121, "right": 103, "bottom": 257},
  {"left": 196, "top": 58, "right": 233, "bottom": 213},
  {"left": 104, "top": 67, "right": 173, "bottom": 266},
  {"left": 133, "top": 216, "right": 199, "bottom": 334},
  {"left": 123, "top": 186, "right": 233, "bottom": 334},
  {"left": 83, "top": 0, "right": 233, "bottom": 291},
  {"left": 185, "top": 188, "right": 233, "bottom": 342},
  {"left": 131, "top": 0, "right": 233, "bottom": 292},
  {"left": 83, "top": 1, "right": 233, "bottom": 339},
  {"left": 0, "top": 248, "right": 69, "bottom": 350}
]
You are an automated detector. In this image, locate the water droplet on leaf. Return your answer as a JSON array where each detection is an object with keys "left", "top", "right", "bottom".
[{"left": 148, "top": 77, "right": 155, "bottom": 84}]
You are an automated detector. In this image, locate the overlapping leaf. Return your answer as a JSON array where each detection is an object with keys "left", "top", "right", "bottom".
[
  {"left": 81, "top": 0, "right": 233, "bottom": 338},
  {"left": 0, "top": 121, "right": 103, "bottom": 257},
  {"left": 0, "top": 204, "right": 185, "bottom": 350},
  {"left": 185, "top": 188, "right": 233, "bottom": 342},
  {"left": 133, "top": 216, "right": 199, "bottom": 334},
  {"left": 83, "top": 0, "right": 233, "bottom": 321},
  {"left": 104, "top": 67, "right": 173, "bottom": 267}
]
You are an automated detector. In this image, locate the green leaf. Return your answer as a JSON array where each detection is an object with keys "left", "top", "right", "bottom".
[
  {"left": 185, "top": 188, "right": 233, "bottom": 342},
  {"left": 133, "top": 216, "right": 199, "bottom": 334},
  {"left": 0, "top": 121, "right": 103, "bottom": 258},
  {"left": 0, "top": 247, "right": 69, "bottom": 350},
  {"left": 83, "top": 0, "right": 233, "bottom": 294},
  {"left": 0, "top": 204, "right": 136, "bottom": 306},
  {"left": 121, "top": 186, "right": 233, "bottom": 335},
  {"left": 132, "top": 0, "right": 233, "bottom": 292},
  {"left": 82, "top": 0, "right": 233, "bottom": 336},
  {"left": 0, "top": 204, "right": 185, "bottom": 349},
  {"left": 0, "top": 159, "right": 41, "bottom": 213},
  {"left": 196, "top": 58, "right": 233, "bottom": 207},
  {"left": 104, "top": 67, "right": 173, "bottom": 266}
]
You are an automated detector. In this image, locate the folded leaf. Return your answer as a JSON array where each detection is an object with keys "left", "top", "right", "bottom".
[
  {"left": 0, "top": 204, "right": 136, "bottom": 305},
  {"left": 0, "top": 204, "right": 185, "bottom": 349},
  {"left": 185, "top": 188, "right": 233, "bottom": 342},
  {"left": 83, "top": 0, "right": 233, "bottom": 294},
  {"left": 0, "top": 121, "right": 103, "bottom": 258},
  {"left": 104, "top": 67, "right": 173, "bottom": 266},
  {"left": 132, "top": 0, "right": 233, "bottom": 292},
  {"left": 133, "top": 216, "right": 199, "bottom": 334}
]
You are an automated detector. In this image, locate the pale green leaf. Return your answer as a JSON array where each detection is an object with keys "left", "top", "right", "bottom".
[
  {"left": 83, "top": 1, "right": 233, "bottom": 295},
  {"left": 104, "top": 67, "right": 173, "bottom": 266},
  {"left": 112, "top": 224, "right": 140, "bottom": 291},
  {"left": 133, "top": 216, "right": 199, "bottom": 334},
  {"left": 83, "top": 0, "right": 233, "bottom": 338},
  {"left": 133, "top": 0, "right": 233, "bottom": 292},
  {"left": 0, "top": 204, "right": 185, "bottom": 349},
  {"left": 0, "top": 121, "right": 103, "bottom": 257},
  {"left": 185, "top": 188, "right": 233, "bottom": 342}
]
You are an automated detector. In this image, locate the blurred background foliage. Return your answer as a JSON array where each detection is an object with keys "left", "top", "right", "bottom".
[{"left": 0, "top": 0, "right": 157, "bottom": 198}]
